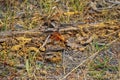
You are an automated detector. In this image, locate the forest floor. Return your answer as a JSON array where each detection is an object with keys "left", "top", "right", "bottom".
[{"left": 0, "top": 0, "right": 120, "bottom": 80}]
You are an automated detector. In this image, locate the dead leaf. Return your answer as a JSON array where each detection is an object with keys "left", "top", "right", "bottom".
[
  {"left": 27, "top": 47, "right": 39, "bottom": 53},
  {"left": 11, "top": 45, "right": 22, "bottom": 51},
  {"left": 67, "top": 42, "right": 79, "bottom": 49},
  {"left": 44, "top": 52, "right": 62, "bottom": 63},
  {"left": 81, "top": 36, "right": 93, "bottom": 46},
  {"left": 16, "top": 37, "right": 31, "bottom": 45},
  {"left": 51, "top": 31, "right": 65, "bottom": 42},
  {"left": 40, "top": 70, "right": 47, "bottom": 75},
  {"left": 64, "top": 11, "right": 79, "bottom": 16},
  {"left": 118, "top": 32, "right": 120, "bottom": 38},
  {"left": 16, "top": 37, "right": 31, "bottom": 42},
  {"left": 39, "top": 46, "right": 46, "bottom": 52},
  {"left": 79, "top": 47, "right": 86, "bottom": 52}
]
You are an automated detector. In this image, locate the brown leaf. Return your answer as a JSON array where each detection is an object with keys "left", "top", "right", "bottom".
[
  {"left": 44, "top": 52, "right": 62, "bottom": 63},
  {"left": 11, "top": 45, "right": 22, "bottom": 51},
  {"left": 51, "top": 31, "right": 65, "bottom": 42},
  {"left": 64, "top": 11, "right": 79, "bottom": 16}
]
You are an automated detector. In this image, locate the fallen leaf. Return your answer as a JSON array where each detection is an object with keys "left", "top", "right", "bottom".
[
  {"left": 118, "top": 32, "right": 120, "bottom": 38},
  {"left": 27, "top": 47, "right": 39, "bottom": 53},
  {"left": 67, "top": 42, "right": 79, "bottom": 49},
  {"left": 64, "top": 11, "right": 79, "bottom": 16},
  {"left": 79, "top": 47, "right": 86, "bottom": 52},
  {"left": 44, "top": 52, "right": 62, "bottom": 63},
  {"left": 51, "top": 31, "right": 65, "bottom": 42},
  {"left": 39, "top": 46, "right": 46, "bottom": 52},
  {"left": 16, "top": 37, "right": 31, "bottom": 44},
  {"left": 40, "top": 70, "right": 47, "bottom": 75},
  {"left": 11, "top": 45, "right": 22, "bottom": 51},
  {"left": 16, "top": 37, "right": 31, "bottom": 41}
]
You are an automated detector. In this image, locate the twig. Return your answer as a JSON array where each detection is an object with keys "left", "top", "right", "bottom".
[
  {"left": 59, "top": 27, "right": 78, "bottom": 32},
  {"left": 41, "top": 34, "right": 51, "bottom": 48},
  {"left": 0, "top": 30, "right": 41, "bottom": 37},
  {"left": 106, "top": 0, "right": 120, "bottom": 5},
  {"left": 60, "top": 38, "right": 118, "bottom": 80}
]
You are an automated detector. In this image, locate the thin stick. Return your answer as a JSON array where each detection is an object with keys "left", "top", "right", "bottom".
[{"left": 41, "top": 34, "right": 51, "bottom": 48}]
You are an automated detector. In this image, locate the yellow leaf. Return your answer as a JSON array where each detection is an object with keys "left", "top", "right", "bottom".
[
  {"left": 39, "top": 47, "right": 46, "bottom": 52},
  {"left": 79, "top": 47, "right": 85, "bottom": 52},
  {"left": 93, "top": 22, "right": 105, "bottom": 28},
  {"left": 45, "top": 52, "right": 62, "bottom": 63},
  {"left": 11, "top": 45, "right": 22, "bottom": 51},
  {"left": 16, "top": 37, "right": 31, "bottom": 44},
  {"left": 118, "top": 32, "right": 120, "bottom": 38},
  {"left": 64, "top": 11, "right": 79, "bottom": 16},
  {"left": 16, "top": 37, "right": 31, "bottom": 41},
  {"left": 27, "top": 47, "right": 39, "bottom": 53}
]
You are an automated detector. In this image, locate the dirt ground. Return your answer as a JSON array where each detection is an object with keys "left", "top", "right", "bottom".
[{"left": 0, "top": 0, "right": 120, "bottom": 80}]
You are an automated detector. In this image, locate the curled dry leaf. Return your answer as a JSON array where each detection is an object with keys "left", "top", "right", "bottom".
[
  {"left": 51, "top": 31, "right": 65, "bottom": 42},
  {"left": 80, "top": 35, "right": 96, "bottom": 46},
  {"left": 118, "top": 32, "right": 120, "bottom": 38},
  {"left": 11, "top": 45, "right": 22, "bottom": 51},
  {"left": 67, "top": 42, "right": 79, "bottom": 49},
  {"left": 79, "top": 47, "right": 86, "bottom": 52},
  {"left": 64, "top": 11, "right": 79, "bottom": 16},
  {"left": 16, "top": 37, "right": 31, "bottom": 44},
  {"left": 46, "top": 44, "right": 65, "bottom": 51},
  {"left": 83, "top": 36, "right": 93, "bottom": 44},
  {"left": 39, "top": 46, "right": 46, "bottom": 52},
  {"left": 40, "top": 70, "right": 47, "bottom": 75},
  {"left": 44, "top": 52, "right": 62, "bottom": 63},
  {"left": 16, "top": 37, "right": 31, "bottom": 41},
  {"left": 27, "top": 47, "right": 39, "bottom": 53}
]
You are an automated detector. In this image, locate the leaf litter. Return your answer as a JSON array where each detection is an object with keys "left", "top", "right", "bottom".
[{"left": 0, "top": 0, "right": 120, "bottom": 80}]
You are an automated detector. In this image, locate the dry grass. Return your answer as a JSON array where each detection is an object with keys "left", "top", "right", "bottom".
[{"left": 0, "top": 0, "right": 120, "bottom": 80}]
